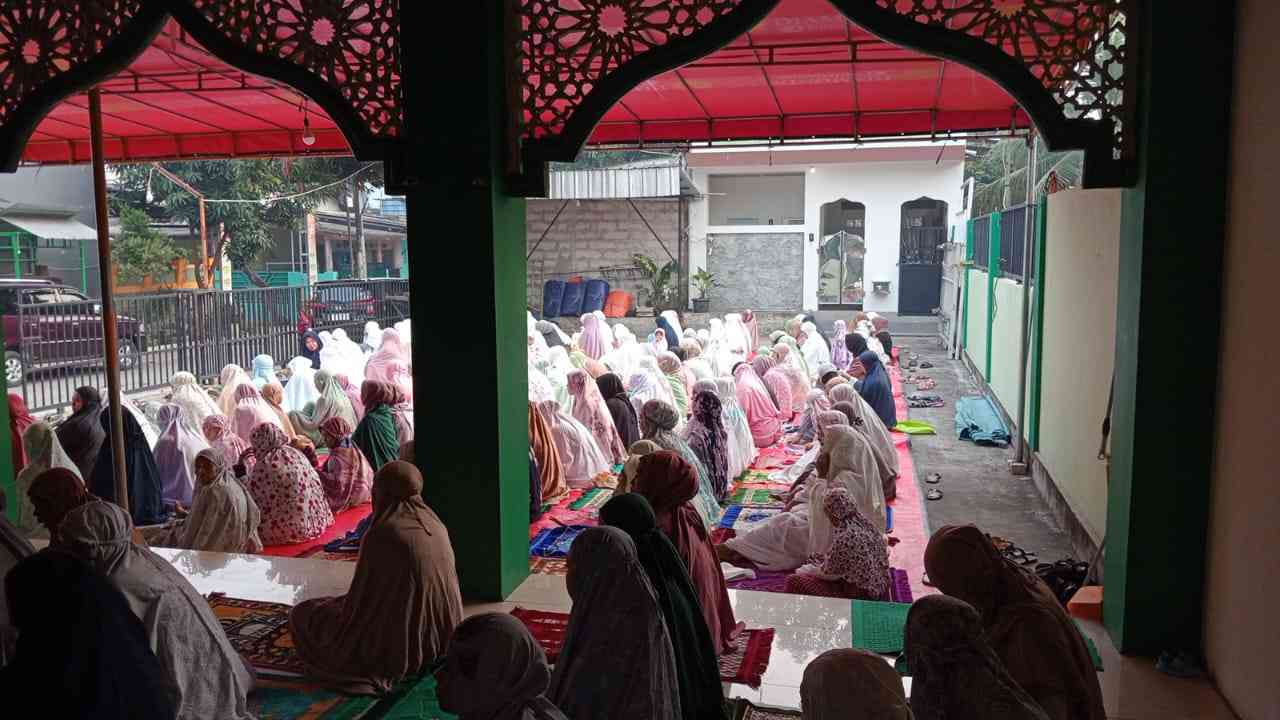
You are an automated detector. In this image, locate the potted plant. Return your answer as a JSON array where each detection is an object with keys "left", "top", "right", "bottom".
[
  {"left": 632, "top": 253, "right": 679, "bottom": 313},
  {"left": 691, "top": 267, "right": 717, "bottom": 313}
]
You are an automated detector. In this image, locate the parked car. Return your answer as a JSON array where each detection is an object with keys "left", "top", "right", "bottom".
[
  {"left": 299, "top": 281, "right": 378, "bottom": 331},
  {"left": 0, "top": 279, "right": 147, "bottom": 385}
]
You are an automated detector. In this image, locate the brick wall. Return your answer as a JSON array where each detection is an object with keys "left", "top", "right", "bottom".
[{"left": 526, "top": 198, "right": 679, "bottom": 312}]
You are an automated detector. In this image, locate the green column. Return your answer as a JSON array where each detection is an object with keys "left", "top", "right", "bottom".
[
  {"left": 985, "top": 212, "right": 1001, "bottom": 381},
  {"left": 1027, "top": 196, "right": 1048, "bottom": 451},
  {"left": 80, "top": 239, "right": 88, "bottom": 292},
  {"left": 960, "top": 219, "right": 973, "bottom": 348},
  {"left": 1105, "top": 1, "right": 1236, "bottom": 654},
  {"left": 400, "top": 0, "right": 528, "bottom": 600}
]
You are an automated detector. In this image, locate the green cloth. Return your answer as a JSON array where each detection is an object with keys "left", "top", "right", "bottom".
[
  {"left": 893, "top": 420, "right": 937, "bottom": 435},
  {"left": 851, "top": 600, "right": 913, "bottom": 654},
  {"left": 665, "top": 374, "right": 689, "bottom": 416},
  {"left": 352, "top": 404, "right": 400, "bottom": 472},
  {"left": 600, "top": 494, "right": 728, "bottom": 720},
  {"left": 375, "top": 675, "right": 456, "bottom": 719}
]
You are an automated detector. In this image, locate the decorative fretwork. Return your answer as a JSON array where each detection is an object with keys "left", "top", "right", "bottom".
[
  {"left": 0, "top": 0, "right": 144, "bottom": 125},
  {"left": 871, "top": 0, "right": 1132, "bottom": 160},
  {"left": 520, "top": 0, "right": 749, "bottom": 141},
  {"left": 185, "top": 0, "right": 402, "bottom": 138}
]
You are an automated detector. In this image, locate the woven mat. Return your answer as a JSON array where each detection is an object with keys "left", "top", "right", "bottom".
[
  {"left": 528, "top": 525, "right": 590, "bottom": 558},
  {"left": 297, "top": 546, "right": 359, "bottom": 563},
  {"left": 568, "top": 486, "right": 613, "bottom": 512},
  {"left": 528, "top": 556, "right": 568, "bottom": 576},
  {"left": 720, "top": 628, "right": 776, "bottom": 688},
  {"left": 851, "top": 600, "right": 913, "bottom": 654},
  {"left": 207, "top": 594, "right": 303, "bottom": 676}
]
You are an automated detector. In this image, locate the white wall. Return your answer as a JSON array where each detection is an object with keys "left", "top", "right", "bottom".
[
  {"left": 1038, "top": 189, "right": 1121, "bottom": 542},
  {"left": 687, "top": 145, "right": 966, "bottom": 312},
  {"left": 1204, "top": 0, "right": 1280, "bottom": 716}
]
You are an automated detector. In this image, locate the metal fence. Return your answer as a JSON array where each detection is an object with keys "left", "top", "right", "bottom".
[
  {"left": 14, "top": 278, "right": 410, "bottom": 412},
  {"left": 998, "top": 204, "right": 1033, "bottom": 280},
  {"left": 971, "top": 216, "right": 991, "bottom": 267}
]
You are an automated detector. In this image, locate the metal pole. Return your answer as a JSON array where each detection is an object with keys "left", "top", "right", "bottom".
[
  {"left": 88, "top": 89, "right": 130, "bottom": 512},
  {"left": 80, "top": 239, "right": 87, "bottom": 292},
  {"left": 198, "top": 197, "right": 208, "bottom": 287},
  {"left": 1012, "top": 132, "right": 1037, "bottom": 474}
]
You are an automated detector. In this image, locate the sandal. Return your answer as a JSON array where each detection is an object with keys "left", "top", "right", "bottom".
[
  {"left": 926, "top": 488, "right": 943, "bottom": 501},
  {"left": 925, "top": 472, "right": 942, "bottom": 484},
  {"left": 920, "top": 361, "right": 934, "bottom": 369}
]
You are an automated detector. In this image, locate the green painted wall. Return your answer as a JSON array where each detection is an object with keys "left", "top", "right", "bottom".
[
  {"left": 1105, "top": 1, "right": 1236, "bottom": 654},
  {"left": 984, "top": 213, "right": 1000, "bottom": 380}
]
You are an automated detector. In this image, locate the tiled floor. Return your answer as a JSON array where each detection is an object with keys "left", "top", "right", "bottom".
[{"left": 153, "top": 548, "right": 1239, "bottom": 718}]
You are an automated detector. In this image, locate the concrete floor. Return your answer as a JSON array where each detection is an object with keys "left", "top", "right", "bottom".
[{"left": 898, "top": 336, "right": 1077, "bottom": 564}]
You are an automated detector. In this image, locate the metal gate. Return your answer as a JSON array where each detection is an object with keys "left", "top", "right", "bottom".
[{"left": 898, "top": 197, "right": 949, "bottom": 316}]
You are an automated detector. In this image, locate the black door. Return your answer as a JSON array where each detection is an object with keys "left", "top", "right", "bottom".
[{"left": 898, "top": 197, "right": 948, "bottom": 316}]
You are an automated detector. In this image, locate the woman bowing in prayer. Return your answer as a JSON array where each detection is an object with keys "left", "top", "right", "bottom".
[
  {"left": 596, "top": 372, "right": 641, "bottom": 448},
  {"left": 528, "top": 401, "right": 570, "bottom": 506},
  {"left": 307, "top": 417, "right": 374, "bottom": 513},
  {"left": 88, "top": 408, "right": 169, "bottom": 527},
  {"left": 633, "top": 451, "right": 741, "bottom": 656},
  {"left": 60, "top": 502, "right": 256, "bottom": 719},
  {"left": 640, "top": 400, "right": 721, "bottom": 528},
  {"left": 353, "top": 381, "right": 406, "bottom": 471},
  {"left": 732, "top": 362, "right": 782, "bottom": 448},
  {"left": 600, "top": 494, "right": 727, "bottom": 720},
  {"left": 258, "top": 383, "right": 297, "bottom": 438},
  {"left": 290, "top": 461, "right": 463, "bottom": 695},
  {"left": 567, "top": 369, "right": 627, "bottom": 465},
  {"left": 231, "top": 383, "right": 284, "bottom": 443},
  {"left": 830, "top": 382, "right": 900, "bottom": 500},
  {"left": 216, "top": 364, "right": 253, "bottom": 417},
  {"left": 923, "top": 525, "right": 1105, "bottom": 720},
  {"left": 152, "top": 403, "right": 210, "bottom": 509},
  {"left": 364, "top": 328, "right": 414, "bottom": 403},
  {"left": 1, "top": 552, "right": 177, "bottom": 720},
  {"left": 904, "top": 595, "right": 1051, "bottom": 720},
  {"left": 57, "top": 386, "right": 106, "bottom": 479},
  {"left": 683, "top": 385, "right": 731, "bottom": 502},
  {"left": 13, "top": 422, "right": 79, "bottom": 535},
  {"left": 800, "top": 648, "right": 913, "bottom": 720},
  {"left": 535, "top": 400, "right": 611, "bottom": 488},
  {"left": 856, "top": 349, "right": 897, "bottom": 429},
  {"left": 549, "top": 526, "right": 681, "bottom": 720},
  {"left": 437, "top": 613, "right": 570, "bottom": 720},
  {"left": 148, "top": 448, "right": 263, "bottom": 553},
  {"left": 246, "top": 423, "right": 333, "bottom": 545},
  {"left": 784, "top": 487, "right": 890, "bottom": 600},
  {"left": 772, "top": 343, "right": 811, "bottom": 415}
]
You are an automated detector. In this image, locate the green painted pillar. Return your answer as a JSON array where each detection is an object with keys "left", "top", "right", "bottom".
[
  {"left": 399, "top": 0, "right": 528, "bottom": 601},
  {"left": 1105, "top": 1, "right": 1236, "bottom": 654},
  {"left": 1027, "top": 196, "right": 1048, "bottom": 451},
  {"left": 985, "top": 212, "right": 1001, "bottom": 381}
]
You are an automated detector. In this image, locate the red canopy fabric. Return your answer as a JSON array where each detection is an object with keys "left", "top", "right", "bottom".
[
  {"left": 21, "top": 21, "right": 350, "bottom": 166},
  {"left": 588, "top": 0, "right": 1030, "bottom": 146}
]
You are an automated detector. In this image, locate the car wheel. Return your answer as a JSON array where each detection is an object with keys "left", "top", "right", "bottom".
[
  {"left": 4, "top": 351, "right": 23, "bottom": 386},
  {"left": 118, "top": 339, "right": 139, "bottom": 370}
]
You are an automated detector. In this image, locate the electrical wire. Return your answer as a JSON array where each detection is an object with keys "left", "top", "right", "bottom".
[{"left": 155, "top": 162, "right": 377, "bottom": 205}]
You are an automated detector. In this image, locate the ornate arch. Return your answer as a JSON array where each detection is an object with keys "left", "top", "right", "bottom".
[
  {"left": 0, "top": 0, "right": 401, "bottom": 172},
  {"left": 513, "top": 0, "right": 1139, "bottom": 193}
]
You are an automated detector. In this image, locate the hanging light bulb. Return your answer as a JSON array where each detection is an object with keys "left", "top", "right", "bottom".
[
  {"left": 145, "top": 167, "right": 154, "bottom": 203},
  {"left": 301, "top": 99, "right": 316, "bottom": 147}
]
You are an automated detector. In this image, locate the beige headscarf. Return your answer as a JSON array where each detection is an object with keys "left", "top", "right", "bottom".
[
  {"left": 819, "top": 425, "right": 886, "bottom": 533},
  {"left": 59, "top": 501, "right": 255, "bottom": 719},
  {"left": 620, "top": 439, "right": 661, "bottom": 494},
  {"left": 801, "top": 648, "right": 913, "bottom": 719},
  {"left": 438, "top": 613, "right": 569, "bottom": 720},
  {"left": 289, "top": 461, "right": 464, "bottom": 695},
  {"left": 148, "top": 448, "right": 263, "bottom": 553}
]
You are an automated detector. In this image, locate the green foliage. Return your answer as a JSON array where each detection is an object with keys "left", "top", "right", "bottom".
[
  {"left": 551, "top": 149, "right": 677, "bottom": 171},
  {"left": 966, "top": 138, "right": 1083, "bottom": 217},
  {"left": 112, "top": 207, "right": 183, "bottom": 284},
  {"left": 632, "top": 253, "right": 680, "bottom": 311},
  {"left": 691, "top": 267, "right": 718, "bottom": 299}
]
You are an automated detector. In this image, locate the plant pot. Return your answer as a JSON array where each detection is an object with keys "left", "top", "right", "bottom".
[{"left": 692, "top": 298, "right": 710, "bottom": 313}]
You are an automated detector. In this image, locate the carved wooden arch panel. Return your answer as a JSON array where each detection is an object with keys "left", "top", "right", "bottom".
[
  {"left": 513, "top": 0, "right": 1139, "bottom": 193},
  {"left": 0, "top": 0, "right": 401, "bottom": 172}
]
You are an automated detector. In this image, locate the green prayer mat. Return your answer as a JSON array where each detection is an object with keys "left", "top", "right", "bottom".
[
  {"left": 727, "top": 487, "right": 783, "bottom": 507},
  {"left": 569, "top": 486, "right": 612, "bottom": 511},
  {"left": 850, "top": 600, "right": 913, "bottom": 654},
  {"left": 370, "top": 675, "right": 456, "bottom": 719},
  {"left": 248, "top": 674, "right": 455, "bottom": 720},
  {"left": 894, "top": 420, "right": 937, "bottom": 435},
  {"left": 1074, "top": 620, "right": 1105, "bottom": 672}
]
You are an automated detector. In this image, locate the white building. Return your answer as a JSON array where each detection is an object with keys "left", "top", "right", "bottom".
[{"left": 686, "top": 142, "right": 968, "bottom": 315}]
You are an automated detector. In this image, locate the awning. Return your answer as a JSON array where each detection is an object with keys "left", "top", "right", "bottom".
[
  {"left": 587, "top": 0, "right": 1030, "bottom": 147},
  {"left": 0, "top": 206, "right": 97, "bottom": 241},
  {"left": 21, "top": 21, "right": 349, "bottom": 166}
]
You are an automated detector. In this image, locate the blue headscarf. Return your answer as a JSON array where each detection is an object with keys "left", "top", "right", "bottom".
[
  {"left": 656, "top": 315, "right": 681, "bottom": 349},
  {"left": 857, "top": 350, "right": 896, "bottom": 429}
]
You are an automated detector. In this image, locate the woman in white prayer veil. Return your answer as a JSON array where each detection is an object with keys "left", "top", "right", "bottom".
[
  {"left": 284, "top": 356, "right": 321, "bottom": 413},
  {"left": 543, "top": 346, "right": 576, "bottom": 413},
  {"left": 169, "top": 371, "right": 222, "bottom": 437},
  {"left": 529, "top": 365, "right": 557, "bottom": 404},
  {"left": 801, "top": 321, "right": 832, "bottom": 380},
  {"left": 536, "top": 400, "right": 611, "bottom": 488},
  {"left": 330, "top": 329, "right": 369, "bottom": 380},
  {"left": 216, "top": 364, "right": 253, "bottom": 418},
  {"left": 13, "top": 422, "right": 80, "bottom": 535},
  {"left": 394, "top": 319, "right": 412, "bottom": 350},
  {"left": 362, "top": 321, "right": 383, "bottom": 352},
  {"left": 722, "top": 314, "right": 751, "bottom": 368}
]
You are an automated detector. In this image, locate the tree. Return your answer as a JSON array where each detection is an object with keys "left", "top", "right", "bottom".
[
  {"left": 111, "top": 207, "right": 184, "bottom": 285},
  {"left": 111, "top": 158, "right": 384, "bottom": 286},
  {"left": 966, "top": 137, "right": 1084, "bottom": 217}
]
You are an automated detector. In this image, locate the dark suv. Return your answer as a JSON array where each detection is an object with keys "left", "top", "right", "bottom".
[{"left": 0, "top": 279, "right": 146, "bottom": 385}]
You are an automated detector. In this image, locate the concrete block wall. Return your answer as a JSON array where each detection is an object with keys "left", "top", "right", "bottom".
[{"left": 526, "top": 198, "right": 679, "bottom": 312}]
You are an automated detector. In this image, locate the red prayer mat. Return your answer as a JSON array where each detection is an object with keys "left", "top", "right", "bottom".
[
  {"left": 528, "top": 556, "right": 568, "bottom": 576},
  {"left": 206, "top": 594, "right": 304, "bottom": 677},
  {"left": 511, "top": 607, "right": 776, "bottom": 687},
  {"left": 296, "top": 547, "right": 359, "bottom": 563},
  {"left": 258, "top": 506, "right": 370, "bottom": 558}
]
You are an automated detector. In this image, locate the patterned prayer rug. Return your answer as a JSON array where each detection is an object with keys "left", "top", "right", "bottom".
[
  {"left": 719, "top": 628, "right": 776, "bottom": 688},
  {"left": 726, "top": 487, "right": 785, "bottom": 508},
  {"left": 568, "top": 486, "right": 613, "bottom": 511},
  {"left": 206, "top": 594, "right": 304, "bottom": 676},
  {"left": 528, "top": 525, "right": 589, "bottom": 558},
  {"left": 297, "top": 546, "right": 359, "bottom": 562},
  {"left": 248, "top": 677, "right": 377, "bottom": 719},
  {"left": 528, "top": 556, "right": 568, "bottom": 576},
  {"left": 510, "top": 607, "right": 570, "bottom": 664}
]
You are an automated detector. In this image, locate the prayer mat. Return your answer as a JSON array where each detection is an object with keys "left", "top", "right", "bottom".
[
  {"left": 528, "top": 556, "right": 568, "bottom": 576},
  {"left": 718, "top": 505, "right": 744, "bottom": 529},
  {"left": 568, "top": 486, "right": 612, "bottom": 511},
  {"left": 248, "top": 676, "right": 378, "bottom": 720},
  {"left": 727, "top": 570, "right": 790, "bottom": 593},
  {"left": 889, "top": 568, "right": 913, "bottom": 604},
  {"left": 851, "top": 600, "right": 913, "bottom": 654},
  {"left": 736, "top": 469, "right": 776, "bottom": 485},
  {"left": 719, "top": 628, "right": 776, "bottom": 688},
  {"left": 528, "top": 524, "right": 589, "bottom": 558},
  {"left": 373, "top": 674, "right": 457, "bottom": 720},
  {"left": 298, "top": 547, "right": 359, "bottom": 563},
  {"left": 727, "top": 487, "right": 785, "bottom": 508},
  {"left": 710, "top": 527, "right": 737, "bottom": 545},
  {"left": 732, "top": 507, "right": 783, "bottom": 534},
  {"left": 731, "top": 699, "right": 801, "bottom": 720},
  {"left": 263, "top": 506, "right": 370, "bottom": 558},
  {"left": 510, "top": 607, "right": 570, "bottom": 664},
  {"left": 207, "top": 594, "right": 304, "bottom": 676}
]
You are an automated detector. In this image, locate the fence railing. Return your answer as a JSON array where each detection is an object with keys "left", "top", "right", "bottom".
[
  {"left": 13, "top": 278, "right": 410, "bottom": 412},
  {"left": 968, "top": 204, "right": 1036, "bottom": 282}
]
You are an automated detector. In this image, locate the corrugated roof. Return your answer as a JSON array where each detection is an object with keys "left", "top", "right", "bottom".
[{"left": 548, "top": 163, "right": 693, "bottom": 199}]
